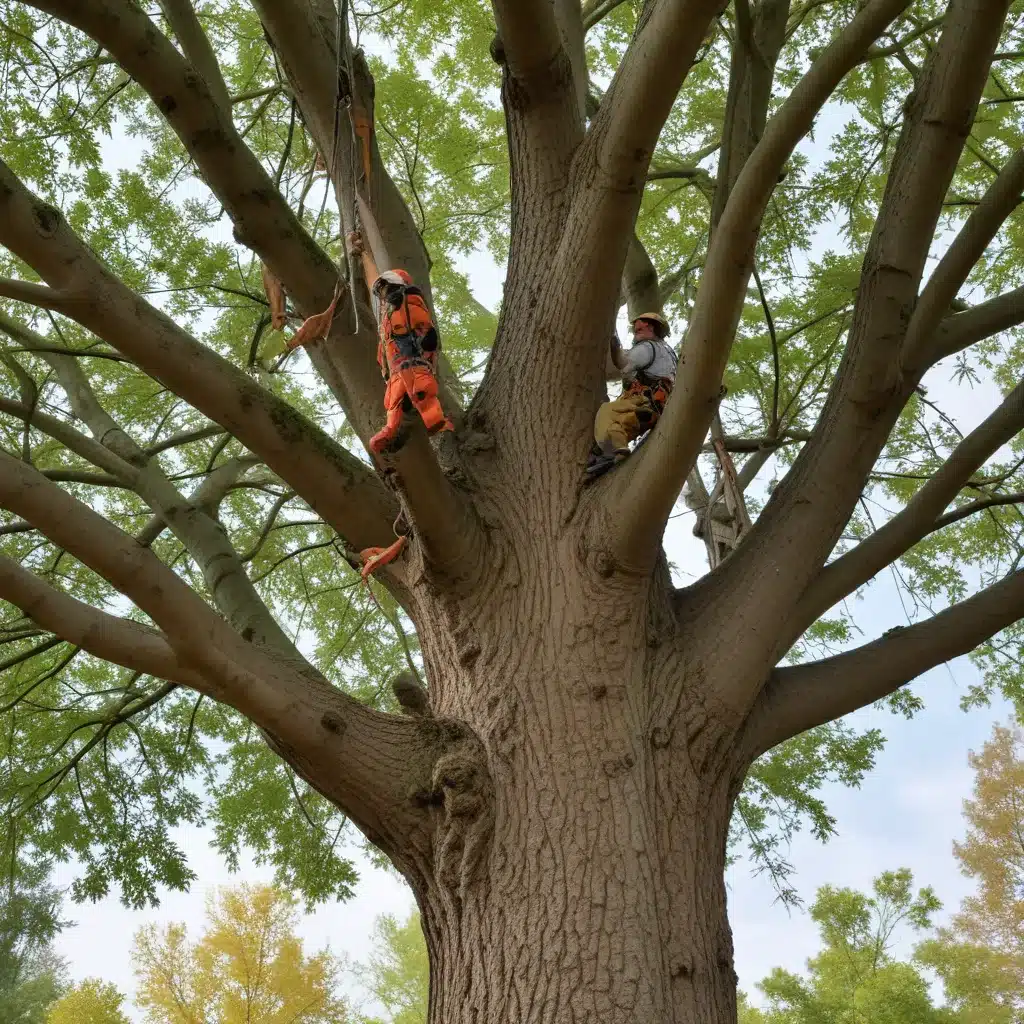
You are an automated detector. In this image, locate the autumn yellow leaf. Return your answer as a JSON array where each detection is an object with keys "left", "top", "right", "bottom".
[
  {"left": 46, "top": 978, "right": 131, "bottom": 1024},
  {"left": 133, "top": 883, "right": 347, "bottom": 1024}
]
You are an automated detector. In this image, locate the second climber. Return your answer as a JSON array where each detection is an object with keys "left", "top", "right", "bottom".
[
  {"left": 586, "top": 312, "right": 678, "bottom": 479},
  {"left": 347, "top": 230, "right": 453, "bottom": 455}
]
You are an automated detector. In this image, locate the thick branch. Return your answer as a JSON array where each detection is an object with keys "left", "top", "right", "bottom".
[
  {"left": 0, "top": 555, "right": 202, "bottom": 688},
  {"left": 29, "top": 0, "right": 395, "bottom": 441},
  {"left": 0, "top": 314, "right": 298, "bottom": 646},
  {"left": 0, "top": 447, "right": 445, "bottom": 867},
  {"left": 621, "top": 233, "right": 663, "bottom": 320},
  {"left": 710, "top": 0, "right": 792, "bottom": 231},
  {"left": 135, "top": 456, "right": 257, "bottom": 547},
  {"left": 795, "top": 377, "right": 1024, "bottom": 627},
  {"left": 936, "top": 285, "right": 1024, "bottom": 360},
  {"left": 0, "top": 396, "right": 135, "bottom": 481},
  {"left": 0, "top": 157, "right": 398, "bottom": 554},
  {"left": 28, "top": 0, "right": 334, "bottom": 313},
  {"left": 0, "top": 449, "right": 245, "bottom": 663},
  {"left": 491, "top": 0, "right": 562, "bottom": 93},
  {"left": 590, "top": 0, "right": 722, "bottom": 198},
  {"left": 246, "top": 7, "right": 464, "bottom": 421},
  {"left": 479, "top": 0, "right": 722, "bottom": 475},
  {"left": 157, "top": 0, "right": 231, "bottom": 111},
  {"left": 744, "top": 568, "right": 1024, "bottom": 756},
  {"left": 711, "top": 0, "right": 1015, "bottom": 650},
  {"left": 902, "top": 147, "right": 1024, "bottom": 370},
  {"left": 610, "top": 0, "right": 913, "bottom": 569},
  {"left": 0, "top": 278, "right": 67, "bottom": 309}
]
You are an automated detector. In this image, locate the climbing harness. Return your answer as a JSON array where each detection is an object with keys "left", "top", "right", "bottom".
[{"left": 378, "top": 284, "right": 438, "bottom": 374}]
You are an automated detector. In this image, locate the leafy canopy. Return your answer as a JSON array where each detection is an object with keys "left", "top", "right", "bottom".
[
  {"left": 916, "top": 723, "right": 1024, "bottom": 1022},
  {"left": 354, "top": 911, "right": 429, "bottom": 1024},
  {"left": 46, "top": 979, "right": 130, "bottom": 1024},
  {"left": 0, "top": 859, "right": 67, "bottom": 1024},
  {"left": 741, "top": 721, "right": 1024, "bottom": 1023}
]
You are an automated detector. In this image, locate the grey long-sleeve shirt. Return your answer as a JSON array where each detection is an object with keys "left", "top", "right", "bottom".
[{"left": 622, "top": 339, "right": 677, "bottom": 381}]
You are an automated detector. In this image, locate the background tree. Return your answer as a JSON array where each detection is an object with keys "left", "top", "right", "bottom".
[
  {"left": 0, "top": 0, "right": 1024, "bottom": 1022},
  {"left": 355, "top": 911, "right": 429, "bottom": 1024},
  {"left": 0, "top": 859, "right": 67, "bottom": 1024},
  {"left": 916, "top": 722, "right": 1024, "bottom": 1023},
  {"left": 739, "top": 871, "right": 951, "bottom": 1024},
  {"left": 45, "top": 979, "right": 130, "bottom": 1024},
  {"left": 133, "top": 883, "right": 347, "bottom": 1024}
]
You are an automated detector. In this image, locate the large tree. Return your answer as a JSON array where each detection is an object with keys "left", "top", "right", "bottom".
[
  {"left": 0, "top": 859, "right": 66, "bottom": 1024},
  {"left": 132, "top": 883, "right": 347, "bottom": 1023},
  {"left": 917, "top": 722, "right": 1024, "bottom": 1022},
  {"left": 1, "top": 0, "right": 1024, "bottom": 1022}
]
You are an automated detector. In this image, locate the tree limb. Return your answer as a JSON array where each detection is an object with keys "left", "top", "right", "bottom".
[
  {"left": 0, "top": 157, "right": 398, "bottom": 554},
  {"left": 589, "top": 0, "right": 723, "bottom": 200},
  {"left": 582, "top": 0, "right": 631, "bottom": 30},
  {"left": 710, "top": 0, "right": 792, "bottom": 232},
  {"left": 903, "top": 147, "right": 1024, "bottom": 370},
  {"left": 0, "top": 448, "right": 247, "bottom": 665},
  {"left": 744, "top": 567, "right": 1024, "bottom": 757},
  {"left": 935, "top": 285, "right": 1024, "bottom": 361},
  {"left": 621, "top": 233, "right": 663, "bottom": 319},
  {"left": 491, "top": 0, "right": 562, "bottom": 94},
  {"left": 0, "top": 448, "right": 446, "bottom": 867},
  {"left": 0, "top": 314, "right": 299, "bottom": 648},
  {"left": 156, "top": 0, "right": 231, "bottom": 111},
  {"left": 0, "top": 554, "right": 203, "bottom": 688},
  {"left": 716, "top": 0, "right": 1014, "bottom": 650},
  {"left": 28, "top": 0, "right": 393, "bottom": 441},
  {"left": 146, "top": 423, "right": 225, "bottom": 457},
  {"left": 609, "top": 0, "right": 913, "bottom": 570},
  {"left": 479, "top": 0, "right": 722, "bottom": 476},
  {"left": 245, "top": 7, "right": 464, "bottom": 422},
  {"left": 0, "top": 277, "right": 68, "bottom": 310},
  {"left": 794, "top": 377, "right": 1024, "bottom": 628},
  {"left": 134, "top": 456, "right": 259, "bottom": 547}
]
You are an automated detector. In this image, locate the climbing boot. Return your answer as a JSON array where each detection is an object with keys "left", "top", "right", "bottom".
[{"left": 585, "top": 442, "right": 629, "bottom": 481}]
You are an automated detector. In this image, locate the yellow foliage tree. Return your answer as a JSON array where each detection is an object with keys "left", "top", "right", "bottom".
[
  {"left": 916, "top": 722, "right": 1024, "bottom": 1022},
  {"left": 132, "top": 883, "right": 347, "bottom": 1024},
  {"left": 46, "top": 978, "right": 130, "bottom": 1024}
]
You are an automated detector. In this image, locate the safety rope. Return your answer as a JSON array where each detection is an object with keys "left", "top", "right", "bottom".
[
  {"left": 334, "top": 0, "right": 363, "bottom": 336},
  {"left": 288, "top": 0, "right": 369, "bottom": 353}
]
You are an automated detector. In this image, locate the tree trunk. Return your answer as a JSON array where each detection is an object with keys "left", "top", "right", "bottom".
[
  {"left": 394, "top": 494, "right": 743, "bottom": 1023},
  {"left": 422, "top": 784, "right": 736, "bottom": 1023}
]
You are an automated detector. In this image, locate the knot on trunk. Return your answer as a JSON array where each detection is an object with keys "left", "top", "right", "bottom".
[
  {"left": 424, "top": 723, "right": 494, "bottom": 896},
  {"left": 392, "top": 670, "right": 431, "bottom": 716}
]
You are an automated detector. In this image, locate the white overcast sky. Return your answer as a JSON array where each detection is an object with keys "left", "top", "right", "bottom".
[{"left": 41, "top": 21, "right": 1021, "bottom": 1020}]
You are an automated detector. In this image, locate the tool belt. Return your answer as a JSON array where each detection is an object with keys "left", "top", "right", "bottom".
[{"left": 626, "top": 375, "right": 673, "bottom": 414}]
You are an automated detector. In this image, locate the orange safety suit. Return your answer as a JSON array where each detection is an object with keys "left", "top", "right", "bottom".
[{"left": 369, "top": 284, "right": 450, "bottom": 455}]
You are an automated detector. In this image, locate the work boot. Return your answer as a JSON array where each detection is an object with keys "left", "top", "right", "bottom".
[
  {"left": 585, "top": 442, "right": 629, "bottom": 481},
  {"left": 369, "top": 420, "right": 412, "bottom": 456},
  {"left": 427, "top": 417, "right": 455, "bottom": 436}
]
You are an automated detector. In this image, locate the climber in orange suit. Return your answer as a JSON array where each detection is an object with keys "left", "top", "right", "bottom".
[{"left": 347, "top": 230, "right": 453, "bottom": 455}]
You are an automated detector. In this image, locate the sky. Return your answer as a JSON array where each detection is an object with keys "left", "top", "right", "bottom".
[{"left": 26, "top": 11, "right": 1023, "bottom": 1022}]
